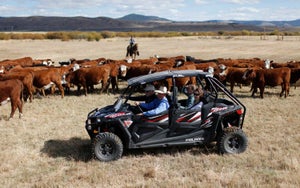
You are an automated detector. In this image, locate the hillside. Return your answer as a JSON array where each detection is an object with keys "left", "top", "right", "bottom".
[{"left": 0, "top": 14, "right": 299, "bottom": 32}]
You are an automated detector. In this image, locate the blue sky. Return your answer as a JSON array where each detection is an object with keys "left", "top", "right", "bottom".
[{"left": 0, "top": 0, "right": 299, "bottom": 21}]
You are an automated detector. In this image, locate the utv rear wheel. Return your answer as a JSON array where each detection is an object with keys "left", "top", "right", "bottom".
[
  {"left": 218, "top": 127, "right": 248, "bottom": 154},
  {"left": 93, "top": 132, "right": 123, "bottom": 162}
]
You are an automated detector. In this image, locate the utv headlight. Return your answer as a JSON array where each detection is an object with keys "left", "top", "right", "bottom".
[
  {"left": 96, "top": 118, "right": 101, "bottom": 123},
  {"left": 86, "top": 125, "right": 92, "bottom": 130},
  {"left": 87, "top": 119, "right": 91, "bottom": 125}
]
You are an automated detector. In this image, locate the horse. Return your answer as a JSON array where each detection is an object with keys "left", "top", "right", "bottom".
[{"left": 126, "top": 43, "right": 139, "bottom": 59}]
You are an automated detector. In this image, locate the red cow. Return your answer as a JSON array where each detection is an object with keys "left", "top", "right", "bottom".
[
  {"left": 8, "top": 64, "right": 48, "bottom": 72},
  {"left": 218, "top": 58, "right": 270, "bottom": 69},
  {"left": 290, "top": 68, "right": 300, "bottom": 88},
  {"left": 119, "top": 63, "right": 159, "bottom": 80},
  {"left": 77, "top": 58, "right": 106, "bottom": 67},
  {"left": 33, "top": 69, "right": 65, "bottom": 98},
  {"left": 0, "top": 79, "right": 23, "bottom": 119},
  {"left": 65, "top": 66, "right": 110, "bottom": 96},
  {"left": 164, "top": 64, "right": 197, "bottom": 91},
  {"left": 219, "top": 67, "right": 251, "bottom": 92},
  {"left": 0, "top": 71, "right": 34, "bottom": 102},
  {"left": 133, "top": 57, "right": 159, "bottom": 65},
  {"left": 271, "top": 61, "right": 300, "bottom": 69},
  {"left": 32, "top": 59, "right": 54, "bottom": 66},
  {"left": 242, "top": 67, "right": 291, "bottom": 98},
  {"left": 100, "top": 63, "right": 121, "bottom": 94},
  {"left": 0, "top": 57, "right": 34, "bottom": 68}
]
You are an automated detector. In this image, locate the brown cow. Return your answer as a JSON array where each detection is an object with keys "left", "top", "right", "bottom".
[
  {"left": 218, "top": 58, "right": 271, "bottom": 69},
  {"left": 242, "top": 67, "right": 291, "bottom": 98},
  {"left": 119, "top": 63, "right": 158, "bottom": 80},
  {"left": 8, "top": 64, "right": 48, "bottom": 72},
  {"left": 133, "top": 57, "right": 159, "bottom": 65},
  {"left": 32, "top": 59, "right": 54, "bottom": 66},
  {"left": 65, "top": 66, "right": 110, "bottom": 96},
  {"left": 33, "top": 69, "right": 65, "bottom": 98},
  {"left": 0, "top": 57, "right": 34, "bottom": 68},
  {"left": 8, "top": 65, "right": 66, "bottom": 98},
  {"left": 100, "top": 63, "right": 121, "bottom": 94},
  {"left": 76, "top": 58, "right": 106, "bottom": 67},
  {"left": 164, "top": 63, "right": 197, "bottom": 91},
  {"left": 290, "top": 68, "right": 300, "bottom": 88},
  {"left": 0, "top": 79, "right": 23, "bottom": 119},
  {"left": 271, "top": 61, "right": 300, "bottom": 69},
  {"left": 0, "top": 71, "right": 34, "bottom": 102},
  {"left": 219, "top": 67, "right": 251, "bottom": 92}
]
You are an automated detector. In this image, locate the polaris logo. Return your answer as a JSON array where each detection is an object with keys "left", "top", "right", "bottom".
[{"left": 185, "top": 137, "right": 204, "bottom": 142}]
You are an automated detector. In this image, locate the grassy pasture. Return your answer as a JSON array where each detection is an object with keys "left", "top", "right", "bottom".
[{"left": 0, "top": 37, "right": 300, "bottom": 187}]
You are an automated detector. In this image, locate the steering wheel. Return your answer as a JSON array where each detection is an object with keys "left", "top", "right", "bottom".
[{"left": 137, "top": 105, "right": 144, "bottom": 113}]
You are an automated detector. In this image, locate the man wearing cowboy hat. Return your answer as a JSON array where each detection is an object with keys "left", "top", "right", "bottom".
[
  {"left": 135, "top": 86, "right": 170, "bottom": 116},
  {"left": 129, "top": 84, "right": 156, "bottom": 104}
]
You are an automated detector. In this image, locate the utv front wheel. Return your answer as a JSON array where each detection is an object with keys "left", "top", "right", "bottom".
[
  {"left": 93, "top": 132, "right": 123, "bottom": 162},
  {"left": 218, "top": 127, "right": 248, "bottom": 154}
]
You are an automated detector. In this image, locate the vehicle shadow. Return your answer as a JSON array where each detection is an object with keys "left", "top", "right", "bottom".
[
  {"left": 124, "top": 143, "right": 218, "bottom": 158},
  {"left": 40, "top": 137, "right": 93, "bottom": 162},
  {"left": 41, "top": 137, "right": 218, "bottom": 162}
]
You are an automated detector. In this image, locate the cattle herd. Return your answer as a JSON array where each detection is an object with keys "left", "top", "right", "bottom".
[{"left": 1, "top": 55, "right": 300, "bottom": 120}]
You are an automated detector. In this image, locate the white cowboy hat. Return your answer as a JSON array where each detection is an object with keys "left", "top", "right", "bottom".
[
  {"left": 155, "top": 86, "right": 168, "bottom": 94},
  {"left": 144, "top": 84, "right": 155, "bottom": 91}
]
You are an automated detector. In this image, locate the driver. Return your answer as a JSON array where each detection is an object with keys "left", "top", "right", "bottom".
[
  {"left": 129, "top": 84, "right": 156, "bottom": 104},
  {"left": 135, "top": 86, "right": 170, "bottom": 116}
]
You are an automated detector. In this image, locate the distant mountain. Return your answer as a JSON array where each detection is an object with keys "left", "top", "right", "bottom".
[
  {"left": 208, "top": 19, "right": 300, "bottom": 27},
  {"left": 0, "top": 16, "right": 136, "bottom": 31},
  {"left": 0, "top": 14, "right": 299, "bottom": 32},
  {"left": 118, "top": 13, "right": 170, "bottom": 22}
]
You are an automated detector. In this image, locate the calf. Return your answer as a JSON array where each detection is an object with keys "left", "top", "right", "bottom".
[
  {"left": 0, "top": 79, "right": 23, "bottom": 119},
  {"left": 243, "top": 67, "right": 291, "bottom": 98}
]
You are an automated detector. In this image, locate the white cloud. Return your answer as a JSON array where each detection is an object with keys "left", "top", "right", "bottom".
[
  {"left": 237, "top": 7, "right": 260, "bottom": 13},
  {"left": 0, "top": 0, "right": 299, "bottom": 21},
  {"left": 222, "top": 0, "right": 260, "bottom": 4},
  {"left": 194, "top": 0, "right": 209, "bottom": 4}
]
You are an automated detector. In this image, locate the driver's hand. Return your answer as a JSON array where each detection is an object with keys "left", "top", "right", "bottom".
[
  {"left": 134, "top": 101, "right": 140, "bottom": 106},
  {"left": 136, "top": 113, "right": 143, "bottom": 116}
]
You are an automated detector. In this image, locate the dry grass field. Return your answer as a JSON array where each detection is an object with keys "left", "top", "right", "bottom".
[{"left": 0, "top": 36, "right": 300, "bottom": 187}]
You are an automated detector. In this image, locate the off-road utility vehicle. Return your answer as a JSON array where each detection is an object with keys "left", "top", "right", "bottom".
[{"left": 85, "top": 70, "right": 248, "bottom": 162}]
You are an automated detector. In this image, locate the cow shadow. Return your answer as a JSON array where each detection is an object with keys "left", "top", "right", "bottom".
[
  {"left": 0, "top": 115, "right": 10, "bottom": 121},
  {"left": 40, "top": 137, "right": 93, "bottom": 162},
  {"left": 232, "top": 89, "right": 284, "bottom": 98}
]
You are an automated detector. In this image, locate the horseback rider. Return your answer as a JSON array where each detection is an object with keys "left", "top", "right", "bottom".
[
  {"left": 129, "top": 36, "right": 135, "bottom": 47},
  {"left": 126, "top": 36, "right": 139, "bottom": 59}
]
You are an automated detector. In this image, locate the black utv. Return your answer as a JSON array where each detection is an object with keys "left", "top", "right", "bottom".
[{"left": 85, "top": 70, "right": 248, "bottom": 162}]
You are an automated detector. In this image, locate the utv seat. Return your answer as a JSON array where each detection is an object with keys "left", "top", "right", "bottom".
[
  {"left": 142, "top": 110, "right": 169, "bottom": 122},
  {"left": 201, "top": 102, "right": 214, "bottom": 120}
]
